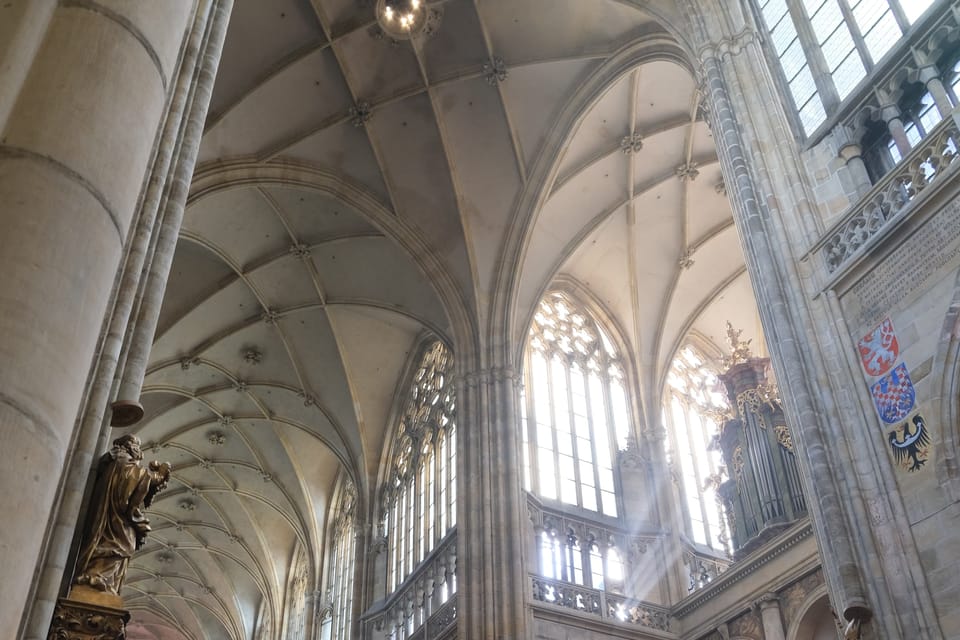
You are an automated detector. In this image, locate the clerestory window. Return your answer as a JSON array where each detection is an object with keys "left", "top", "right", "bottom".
[
  {"left": 755, "top": 0, "right": 938, "bottom": 135},
  {"left": 664, "top": 346, "right": 732, "bottom": 554},
  {"left": 520, "top": 292, "right": 630, "bottom": 517},
  {"left": 381, "top": 340, "right": 457, "bottom": 595}
]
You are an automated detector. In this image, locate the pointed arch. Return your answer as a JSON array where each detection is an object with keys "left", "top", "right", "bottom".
[
  {"left": 324, "top": 472, "right": 357, "bottom": 640},
  {"left": 281, "top": 542, "right": 310, "bottom": 640},
  {"left": 521, "top": 289, "right": 633, "bottom": 516},
  {"left": 378, "top": 338, "right": 458, "bottom": 595}
]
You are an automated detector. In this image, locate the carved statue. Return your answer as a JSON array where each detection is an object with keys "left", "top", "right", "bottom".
[{"left": 73, "top": 435, "right": 170, "bottom": 596}]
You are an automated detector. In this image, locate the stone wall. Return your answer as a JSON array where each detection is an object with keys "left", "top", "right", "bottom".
[{"left": 828, "top": 174, "right": 960, "bottom": 636}]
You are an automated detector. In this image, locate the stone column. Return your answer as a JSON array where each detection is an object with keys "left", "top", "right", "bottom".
[
  {"left": 881, "top": 103, "right": 913, "bottom": 158},
  {"left": 696, "top": 44, "right": 869, "bottom": 624},
  {"left": 0, "top": 1, "right": 56, "bottom": 131},
  {"left": 755, "top": 593, "right": 786, "bottom": 640},
  {"left": 833, "top": 124, "right": 873, "bottom": 197},
  {"left": 457, "top": 365, "right": 529, "bottom": 639},
  {"left": 688, "top": 1, "right": 943, "bottom": 636},
  {"left": 0, "top": 1, "right": 195, "bottom": 633},
  {"left": 21, "top": 4, "right": 232, "bottom": 636},
  {"left": 918, "top": 65, "right": 954, "bottom": 119}
]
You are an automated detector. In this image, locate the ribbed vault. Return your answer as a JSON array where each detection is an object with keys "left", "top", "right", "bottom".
[
  {"left": 513, "top": 57, "right": 765, "bottom": 426},
  {"left": 118, "top": 1, "right": 764, "bottom": 638}
]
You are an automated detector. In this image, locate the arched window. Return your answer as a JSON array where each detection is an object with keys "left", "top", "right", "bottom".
[
  {"left": 328, "top": 478, "right": 356, "bottom": 640},
  {"left": 521, "top": 292, "right": 630, "bottom": 518},
  {"left": 664, "top": 346, "right": 731, "bottom": 553},
  {"left": 382, "top": 341, "right": 457, "bottom": 593},
  {"left": 284, "top": 543, "right": 309, "bottom": 640}
]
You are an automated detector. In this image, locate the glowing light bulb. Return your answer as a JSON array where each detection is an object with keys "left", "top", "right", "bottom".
[{"left": 411, "top": 0, "right": 420, "bottom": 8}]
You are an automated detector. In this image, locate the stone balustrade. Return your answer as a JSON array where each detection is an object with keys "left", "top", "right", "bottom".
[
  {"left": 683, "top": 546, "right": 730, "bottom": 593},
  {"left": 817, "top": 115, "right": 960, "bottom": 274},
  {"left": 363, "top": 531, "right": 457, "bottom": 640},
  {"left": 530, "top": 574, "right": 671, "bottom": 632}
]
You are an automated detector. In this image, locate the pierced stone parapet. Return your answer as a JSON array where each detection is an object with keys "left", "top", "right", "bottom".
[
  {"left": 529, "top": 575, "right": 671, "bottom": 632},
  {"left": 365, "top": 531, "right": 458, "bottom": 638},
  {"left": 816, "top": 115, "right": 959, "bottom": 274},
  {"left": 684, "top": 546, "right": 730, "bottom": 592}
]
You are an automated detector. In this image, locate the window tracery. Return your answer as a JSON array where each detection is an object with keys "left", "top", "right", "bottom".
[
  {"left": 664, "top": 346, "right": 732, "bottom": 554},
  {"left": 328, "top": 477, "right": 356, "bottom": 640},
  {"left": 284, "top": 543, "right": 309, "bottom": 640},
  {"left": 522, "top": 292, "right": 630, "bottom": 518},
  {"left": 382, "top": 341, "right": 457, "bottom": 594}
]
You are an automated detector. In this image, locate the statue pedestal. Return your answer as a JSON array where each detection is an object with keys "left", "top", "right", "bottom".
[{"left": 48, "top": 589, "right": 129, "bottom": 640}]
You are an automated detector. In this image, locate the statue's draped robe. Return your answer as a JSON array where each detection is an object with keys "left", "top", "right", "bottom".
[{"left": 74, "top": 452, "right": 161, "bottom": 594}]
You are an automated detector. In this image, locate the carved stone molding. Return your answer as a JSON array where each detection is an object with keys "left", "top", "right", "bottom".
[
  {"left": 482, "top": 56, "right": 507, "bottom": 85},
  {"left": 673, "top": 521, "right": 813, "bottom": 616},
  {"left": 48, "top": 598, "right": 129, "bottom": 640},
  {"left": 349, "top": 101, "right": 372, "bottom": 127},
  {"left": 698, "top": 27, "right": 759, "bottom": 63},
  {"left": 729, "top": 609, "right": 763, "bottom": 640},
  {"left": 778, "top": 569, "right": 825, "bottom": 629}
]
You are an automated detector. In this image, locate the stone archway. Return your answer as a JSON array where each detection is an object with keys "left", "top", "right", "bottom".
[
  {"left": 786, "top": 587, "right": 838, "bottom": 640},
  {"left": 931, "top": 265, "right": 960, "bottom": 498}
]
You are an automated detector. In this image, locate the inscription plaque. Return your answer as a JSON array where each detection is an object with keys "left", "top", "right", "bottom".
[{"left": 842, "top": 199, "right": 960, "bottom": 330}]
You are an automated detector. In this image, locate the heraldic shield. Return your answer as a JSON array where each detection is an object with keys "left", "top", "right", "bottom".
[
  {"left": 870, "top": 363, "right": 916, "bottom": 424},
  {"left": 858, "top": 317, "right": 899, "bottom": 377}
]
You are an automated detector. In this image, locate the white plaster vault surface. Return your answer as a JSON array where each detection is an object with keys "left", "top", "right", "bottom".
[{"left": 122, "top": 1, "right": 763, "bottom": 638}]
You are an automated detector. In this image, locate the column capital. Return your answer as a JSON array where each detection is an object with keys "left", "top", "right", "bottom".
[
  {"left": 753, "top": 591, "right": 780, "bottom": 610},
  {"left": 879, "top": 102, "right": 903, "bottom": 123},
  {"left": 917, "top": 63, "right": 942, "bottom": 85}
]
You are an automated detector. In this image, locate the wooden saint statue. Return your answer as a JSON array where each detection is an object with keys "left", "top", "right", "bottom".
[{"left": 73, "top": 434, "right": 171, "bottom": 596}]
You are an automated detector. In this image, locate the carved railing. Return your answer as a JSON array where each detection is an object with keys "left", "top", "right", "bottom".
[
  {"left": 526, "top": 495, "right": 658, "bottom": 585},
  {"left": 683, "top": 545, "right": 730, "bottom": 593},
  {"left": 530, "top": 575, "right": 672, "bottom": 632},
  {"left": 818, "top": 115, "right": 960, "bottom": 273},
  {"left": 606, "top": 593, "right": 671, "bottom": 632},
  {"left": 363, "top": 531, "right": 457, "bottom": 640}
]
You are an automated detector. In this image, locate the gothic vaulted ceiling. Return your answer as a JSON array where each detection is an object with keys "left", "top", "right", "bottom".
[{"left": 121, "top": 1, "right": 763, "bottom": 639}]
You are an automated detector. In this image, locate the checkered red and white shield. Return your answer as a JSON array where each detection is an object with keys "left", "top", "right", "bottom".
[{"left": 870, "top": 363, "right": 916, "bottom": 424}]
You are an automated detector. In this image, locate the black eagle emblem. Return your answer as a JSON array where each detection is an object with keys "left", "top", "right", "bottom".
[{"left": 889, "top": 414, "right": 930, "bottom": 472}]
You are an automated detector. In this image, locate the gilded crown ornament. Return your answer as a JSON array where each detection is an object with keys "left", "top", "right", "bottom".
[{"left": 721, "top": 321, "right": 753, "bottom": 368}]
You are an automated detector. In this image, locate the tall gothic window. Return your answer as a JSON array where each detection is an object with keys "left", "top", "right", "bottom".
[
  {"left": 521, "top": 292, "right": 630, "bottom": 517},
  {"left": 664, "top": 346, "right": 731, "bottom": 553},
  {"left": 382, "top": 341, "right": 457, "bottom": 594},
  {"left": 755, "top": 0, "right": 937, "bottom": 135},
  {"left": 284, "top": 543, "right": 309, "bottom": 640},
  {"left": 328, "top": 478, "right": 356, "bottom": 640}
]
